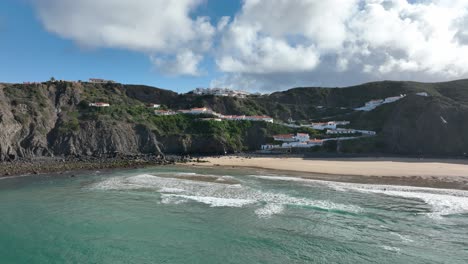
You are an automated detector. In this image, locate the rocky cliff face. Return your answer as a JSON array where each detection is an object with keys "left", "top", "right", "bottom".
[
  {"left": 2, "top": 79, "right": 468, "bottom": 160},
  {"left": 0, "top": 83, "right": 163, "bottom": 161}
]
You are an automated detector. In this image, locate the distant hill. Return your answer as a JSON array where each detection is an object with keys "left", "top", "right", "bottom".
[{"left": 1, "top": 79, "right": 468, "bottom": 161}]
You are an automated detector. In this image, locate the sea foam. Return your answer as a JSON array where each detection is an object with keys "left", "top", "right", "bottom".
[
  {"left": 252, "top": 175, "right": 468, "bottom": 217},
  {"left": 91, "top": 173, "right": 360, "bottom": 217}
]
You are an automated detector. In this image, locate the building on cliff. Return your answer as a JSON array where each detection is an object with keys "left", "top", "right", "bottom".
[
  {"left": 89, "top": 78, "right": 116, "bottom": 84},
  {"left": 191, "top": 87, "right": 250, "bottom": 98},
  {"left": 311, "top": 122, "right": 337, "bottom": 130},
  {"left": 147, "top": 104, "right": 161, "bottom": 108},
  {"left": 264, "top": 133, "right": 323, "bottom": 150}
]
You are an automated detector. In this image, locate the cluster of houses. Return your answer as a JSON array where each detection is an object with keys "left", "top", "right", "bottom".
[
  {"left": 191, "top": 88, "right": 251, "bottom": 98},
  {"left": 155, "top": 107, "right": 274, "bottom": 123},
  {"left": 326, "top": 128, "right": 376, "bottom": 135},
  {"left": 261, "top": 133, "right": 324, "bottom": 150},
  {"left": 355, "top": 94, "right": 407, "bottom": 111}
]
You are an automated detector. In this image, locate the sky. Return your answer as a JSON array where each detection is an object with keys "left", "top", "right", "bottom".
[{"left": 1, "top": 0, "right": 468, "bottom": 93}]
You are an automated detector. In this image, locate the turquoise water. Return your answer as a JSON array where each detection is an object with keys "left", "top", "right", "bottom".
[{"left": 1, "top": 167, "right": 468, "bottom": 264}]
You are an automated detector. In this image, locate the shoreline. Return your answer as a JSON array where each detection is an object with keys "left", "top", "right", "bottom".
[
  {"left": 2, "top": 154, "right": 468, "bottom": 191},
  {"left": 0, "top": 155, "right": 188, "bottom": 178},
  {"left": 186, "top": 155, "right": 468, "bottom": 190}
]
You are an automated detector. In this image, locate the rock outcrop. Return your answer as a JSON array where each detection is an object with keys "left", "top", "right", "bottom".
[{"left": 0, "top": 82, "right": 163, "bottom": 161}]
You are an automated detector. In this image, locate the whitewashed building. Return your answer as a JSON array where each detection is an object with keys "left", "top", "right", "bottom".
[
  {"left": 261, "top": 144, "right": 281, "bottom": 150},
  {"left": 294, "top": 133, "right": 310, "bottom": 142},
  {"left": 327, "top": 129, "right": 357, "bottom": 135},
  {"left": 355, "top": 94, "right": 406, "bottom": 111},
  {"left": 147, "top": 104, "right": 161, "bottom": 108},
  {"left": 311, "top": 122, "right": 337, "bottom": 130},
  {"left": 245, "top": 116, "right": 274, "bottom": 123}
]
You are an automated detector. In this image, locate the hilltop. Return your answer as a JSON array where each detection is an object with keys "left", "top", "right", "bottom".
[{"left": 1, "top": 79, "right": 468, "bottom": 162}]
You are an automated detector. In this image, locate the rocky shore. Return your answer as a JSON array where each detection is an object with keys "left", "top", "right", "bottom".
[{"left": 0, "top": 154, "right": 200, "bottom": 178}]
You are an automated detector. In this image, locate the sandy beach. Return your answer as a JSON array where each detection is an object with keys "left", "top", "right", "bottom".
[{"left": 190, "top": 156, "right": 468, "bottom": 189}]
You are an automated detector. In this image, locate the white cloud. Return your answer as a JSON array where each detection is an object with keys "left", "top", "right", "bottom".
[
  {"left": 32, "top": 0, "right": 215, "bottom": 76},
  {"left": 151, "top": 50, "right": 203, "bottom": 76},
  {"left": 213, "top": 0, "right": 468, "bottom": 91},
  {"left": 32, "top": 0, "right": 468, "bottom": 89}
]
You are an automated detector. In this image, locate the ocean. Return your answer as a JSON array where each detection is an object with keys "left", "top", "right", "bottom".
[{"left": 1, "top": 166, "right": 467, "bottom": 263}]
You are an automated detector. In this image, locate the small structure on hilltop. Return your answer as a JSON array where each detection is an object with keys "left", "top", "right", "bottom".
[
  {"left": 89, "top": 78, "right": 116, "bottom": 84},
  {"left": 89, "top": 102, "right": 110, "bottom": 107}
]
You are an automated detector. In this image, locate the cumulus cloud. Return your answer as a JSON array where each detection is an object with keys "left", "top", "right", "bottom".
[
  {"left": 31, "top": 0, "right": 468, "bottom": 90},
  {"left": 32, "top": 0, "right": 215, "bottom": 76},
  {"left": 151, "top": 50, "right": 203, "bottom": 76},
  {"left": 213, "top": 0, "right": 468, "bottom": 91}
]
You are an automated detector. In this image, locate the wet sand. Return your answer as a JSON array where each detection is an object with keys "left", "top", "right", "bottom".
[{"left": 188, "top": 156, "right": 468, "bottom": 190}]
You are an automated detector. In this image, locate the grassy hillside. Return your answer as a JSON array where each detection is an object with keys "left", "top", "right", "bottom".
[{"left": 2, "top": 79, "right": 468, "bottom": 159}]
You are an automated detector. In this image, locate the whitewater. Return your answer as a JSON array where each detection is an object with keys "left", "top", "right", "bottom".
[{"left": 0, "top": 166, "right": 467, "bottom": 263}]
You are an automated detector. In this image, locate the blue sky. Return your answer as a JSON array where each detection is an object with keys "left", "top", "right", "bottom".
[
  {"left": 1, "top": 0, "right": 467, "bottom": 93},
  {"left": 0, "top": 0, "right": 241, "bottom": 93}
]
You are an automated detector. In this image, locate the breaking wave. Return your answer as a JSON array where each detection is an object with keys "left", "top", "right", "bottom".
[
  {"left": 91, "top": 173, "right": 361, "bottom": 217},
  {"left": 252, "top": 175, "right": 468, "bottom": 217}
]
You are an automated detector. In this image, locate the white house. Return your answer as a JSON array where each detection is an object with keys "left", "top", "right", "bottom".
[
  {"left": 327, "top": 129, "right": 376, "bottom": 136},
  {"left": 311, "top": 122, "right": 337, "bottom": 130},
  {"left": 326, "top": 129, "right": 357, "bottom": 135},
  {"left": 281, "top": 139, "right": 323, "bottom": 148},
  {"left": 356, "top": 95, "right": 406, "bottom": 112},
  {"left": 294, "top": 133, "right": 310, "bottom": 142},
  {"left": 147, "top": 104, "right": 161, "bottom": 108},
  {"left": 89, "top": 102, "right": 110, "bottom": 107},
  {"left": 261, "top": 144, "right": 280, "bottom": 150},
  {"left": 334, "top": 121, "right": 351, "bottom": 126},
  {"left": 384, "top": 95, "right": 405, "bottom": 103},
  {"left": 191, "top": 87, "right": 251, "bottom": 98}
]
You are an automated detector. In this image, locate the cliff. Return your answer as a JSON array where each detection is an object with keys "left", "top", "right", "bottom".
[{"left": 1, "top": 79, "right": 468, "bottom": 161}]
